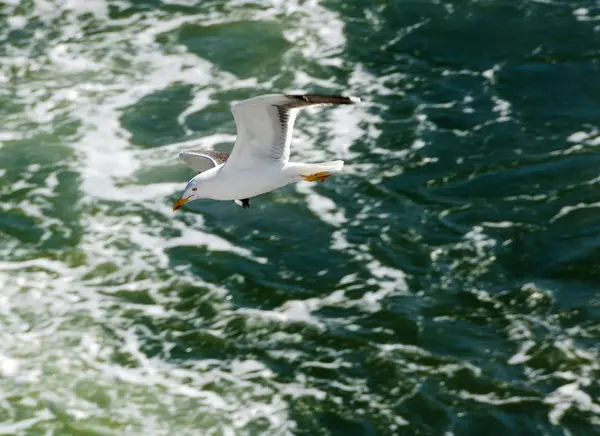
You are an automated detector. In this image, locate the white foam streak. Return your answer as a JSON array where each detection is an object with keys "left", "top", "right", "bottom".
[
  {"left": 0, "top": 0, "right": 426, "bottom": 433},
  {"left": 296, "top": 183, "right": 347, "bottom": 227},
  {"left": 546, "top": 382, "right": 600, "bottom": 426},
  {"left": 550, "top": 201, "right": 600, "bottom": 223}
]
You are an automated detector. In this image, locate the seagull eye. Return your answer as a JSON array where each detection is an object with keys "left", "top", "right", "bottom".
[{"left": 192, "top": 188, "right": 197, "bottom": 191}]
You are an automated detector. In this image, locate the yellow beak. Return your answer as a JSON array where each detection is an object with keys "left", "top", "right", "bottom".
[{"left": 173, "top": 195, "right": 192, "bottom": 211}]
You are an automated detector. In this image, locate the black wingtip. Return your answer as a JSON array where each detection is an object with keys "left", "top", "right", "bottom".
[{"left": 285, "top": 94, "right": 360, "bottom": 105}]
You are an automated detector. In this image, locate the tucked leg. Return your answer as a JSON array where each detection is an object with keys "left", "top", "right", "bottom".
[{"left": 301, "top": 171, "right": 331, "bottom": 183}]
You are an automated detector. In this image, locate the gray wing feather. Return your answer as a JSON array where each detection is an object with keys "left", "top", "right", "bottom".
[
  {"left": 274, "top": 94, "right": 360, "bottom": 160},
  {"left": 228, "top": 93, "right": 360, "bottom": 167},
  {"left": 179, "top": 149, "right": 230, "bottom": 173}
]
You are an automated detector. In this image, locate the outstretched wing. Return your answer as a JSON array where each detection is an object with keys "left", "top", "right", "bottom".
[
  {"left": 226, "top": 93, "right": 360, "bottom": 168},
  {"left": 179, "top": 149, "right": 230, "bottom": 173}
]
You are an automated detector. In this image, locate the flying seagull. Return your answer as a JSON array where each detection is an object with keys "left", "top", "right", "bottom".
[{"left": 173, "top": 93, "right": 360, "bottom": 211}]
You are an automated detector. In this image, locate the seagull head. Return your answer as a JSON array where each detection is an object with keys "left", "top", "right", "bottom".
[{"left": 173, "top": 179, "right": 201, "bottom": 211}]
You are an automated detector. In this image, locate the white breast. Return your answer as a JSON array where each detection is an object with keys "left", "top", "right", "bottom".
[{"left": 202, "top": 162, "right": 291, "bottom": 201}]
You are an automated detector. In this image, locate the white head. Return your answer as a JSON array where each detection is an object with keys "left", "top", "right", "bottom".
[{"left": 173, "top": 177, "right": 203, "bottom": 211}]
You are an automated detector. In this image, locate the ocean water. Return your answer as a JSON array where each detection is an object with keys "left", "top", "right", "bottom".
[{"left": 1, "top": 0, "right": 600, "bottom": 435}]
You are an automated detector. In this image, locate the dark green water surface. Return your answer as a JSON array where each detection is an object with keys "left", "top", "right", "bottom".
[{"left": 1, "top": 0, "right": 599, "bottom": 435}]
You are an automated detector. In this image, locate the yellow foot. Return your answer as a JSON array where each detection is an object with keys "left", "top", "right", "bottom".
[{"left": 302, "top": 172, "right": 331, "bottom": 183}]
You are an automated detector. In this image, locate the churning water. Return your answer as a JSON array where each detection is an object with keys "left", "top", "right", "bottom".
[{"left": 1, "top": 0, "right": 600, "bottom": 435}]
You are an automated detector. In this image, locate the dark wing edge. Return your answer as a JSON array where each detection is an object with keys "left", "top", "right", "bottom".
[
  {"left": 270, "top": 94, "right": 361, "bottom": 160},
  {"left": 282, "top": 94, "right": 361, "bottom": 108},
  {"left": 179, "top": 149, "right": 230, "bottom": 173},
  {"left": 180, "top": 150, "right": 230, "bottom": 165}
]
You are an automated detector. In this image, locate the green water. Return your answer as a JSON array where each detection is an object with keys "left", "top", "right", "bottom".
[{"left": 1, "top": 0, "right": 600, "bottom": 435}]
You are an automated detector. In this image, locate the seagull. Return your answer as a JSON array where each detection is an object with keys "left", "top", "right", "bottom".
[{"left": 172, "top": 93, "right": 360, "bottom": 211}]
